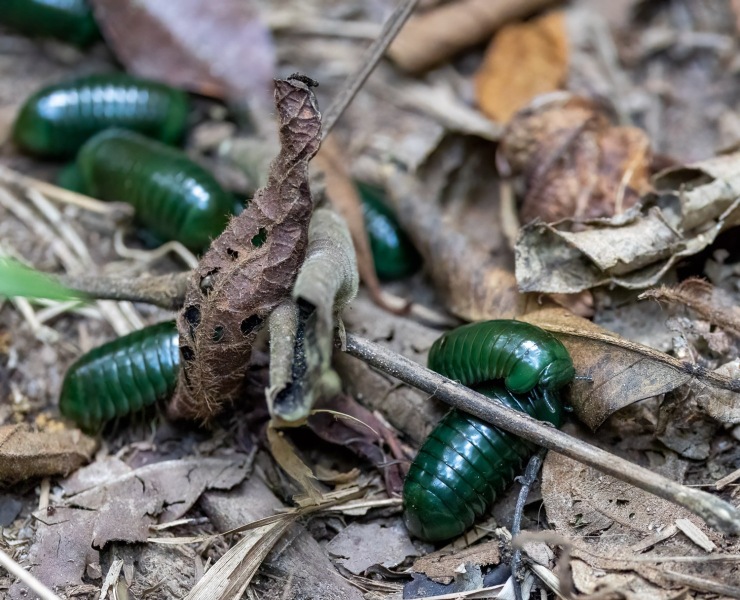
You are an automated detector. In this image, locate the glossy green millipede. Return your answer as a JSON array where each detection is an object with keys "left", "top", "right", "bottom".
[
  {"left": 76, "top": 128, "right": 234, "bottom": 251},
  {"left": 59, "top": 321, "right": 179, "bottom": 433},
  {"left": 403, "top": 320, "right": 574, "bottom": 541},
  {"left": 357, "top": 181, "right": 421, "bottom": 281},
  {"left": 13, "top": 73, "right": 189, "bottom": 158},
  {"left": 0, "top": 0, "right": 99, "bottom": 47}
]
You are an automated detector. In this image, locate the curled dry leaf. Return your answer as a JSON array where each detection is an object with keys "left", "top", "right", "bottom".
[
  {"left": 523, "top": 307, "right": 740, "bottom": 429},
  {"left": 517, "top": 149, "right": 740, "bottom": 294},
  {"left": 89, "top": 0, "right": 275, "bottom": 111},
  {"left": 475, "top": 11, "right": 569, "bottom": 123},
  {"left": 541, "top": 451, "right": 738, "bottom": 598},
  {"left": 170, "top": 78, "right": 321, "bottom": 422},
  {"left": 268, "top": 208, "right": 358, "bottom": 425},
  {"left": 498, "top": 94, "right": 652, "bottom": 223},
  {"left": 267, "top": 423, "right": 325, "bottom": 505},
  {"left": 0, "top": 424, "right": 97, "bottom": 484}
]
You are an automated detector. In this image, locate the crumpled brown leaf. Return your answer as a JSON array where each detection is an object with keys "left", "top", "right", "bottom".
[
  {"left": 89, "top": 0, "right": 275, "bottom": 112},
  {"left": 523, "top": 307, "right": 740, "bottom": 429},
  {"left": 475, "top": 12, "right": 569, "bottom": 123},
  {"left": 499, "top": 94, "right": 652, "bottom": 223},
  {"left": 0, "top": 424, "right": 97, "bottom": 484},
  {"left": 170, "top": 77, "right": 321, "bottom": 422},
  {"left": 413, "top": 540, "right": 501, "bottom": 585},
  {"left": 541, "top": 451, "right": 738, "bottom": 599},
  {"left": 267, "top": 423, "right": 325, "bottom": 505},
  {"left": 517, "top": 149, "right": 740, "bottom": 293}
]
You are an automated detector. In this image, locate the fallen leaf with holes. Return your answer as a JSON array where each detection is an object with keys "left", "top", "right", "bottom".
[
  {"left": 516, "top": 149, "right": 740, "bottom": 294},
  {"left": 170, "top": 78, "right": 321, "bottom": 421},
  {"left": 475, "top": 12, "right": 568, "bottom": 123},
  {"left": 541, "top": 451, "right": 740, "bottom": 598},
  {"left": 89, "top": 0, "right": 275, "bottom": 111},
  {"left": 0, "top": 424, "right": 97, "bottom": 483},
  {"left": 65, "top": 455, "right": 250, "bottom": 547},
  {"left": 308, "top": 393, "right": 407, "bottom": 496},
  {"left": 413, "top": 540, "right": 501, "bottom": 585},
  {"left": 499, "top": 94, "right": 651, "bottom": 223},
  {"left": 523, "top": 307, "right": 740, "bottom": 429},
  {"left": 327, "top": 519, "right": 419, "bottom": 575},
  {"left": 268, "top": 208, "right": 358, "bottom": 425}
]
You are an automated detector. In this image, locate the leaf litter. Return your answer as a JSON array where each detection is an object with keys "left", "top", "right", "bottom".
[{"left": 4, "top": 0, "right": 740, "bottom": 599}]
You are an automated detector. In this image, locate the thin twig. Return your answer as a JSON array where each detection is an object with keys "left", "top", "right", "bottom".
[
  {"left": 343, "top": 334, "right": 740, "bottom": 535},
  {"left": 320, "top": 0, "right": 421, "bottom": 140},
  {"left": 0, "top": 548, "right": 62, "bottom": 600},
  {"left": 512, "top": 449, "right": 546, "bottom": 600}
]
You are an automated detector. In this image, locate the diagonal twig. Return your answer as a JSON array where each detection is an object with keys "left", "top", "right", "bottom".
[
  {"left": 343, "top": 333, "right": 740, "bottom": 535},
  {"left": 320, "top": 0, "right": 421, "bottom": 140}
]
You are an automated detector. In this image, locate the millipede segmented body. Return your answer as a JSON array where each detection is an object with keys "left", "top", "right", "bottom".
[
  {"left": 0, "top": 0, "right": 99, "bottom": 47},
  {"left": 427, "top": 320, "right": 575, "bottom": 395},
  {"left": 403, "top": 320, "right": 574, "bottom": 542},
  {"left": 357, "top": 181, "right": 421, "bottom": 281},
  {"left": 77, "top": 128, "right": 233, "bottom": 251},
  {"left": 403, "top": 383, "right": 563, "bottom": 542},
  {"left": 13, "top": 73, "right": 189, "bottom": 158},
  {"left": 59, "top": 321, "right": 179, "bottom": 432}
]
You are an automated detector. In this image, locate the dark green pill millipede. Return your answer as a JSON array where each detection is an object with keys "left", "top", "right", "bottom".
[
  {"left": 356, "top": 181, "right": 421, "bottom": 281},
  {"left": 403, "top": 320, "right": 574, "bottom": 541},
  {"left": 76, "top": 128, "right": 234, "bottom": 251},
  {"left": 427, "top": 320, "right": 575, "bottom": 396},
  {"left": 13, "top": 73, "right": 189, "bottom": 158},
  {"left": 59, "top": 321, "right": 179, "bottom": 433},
  {"left": 403, "top": 383, "right": 563, "bottom": 542},
  {"left": 0, "top": 0, "right": 99, "bottom": 47}
]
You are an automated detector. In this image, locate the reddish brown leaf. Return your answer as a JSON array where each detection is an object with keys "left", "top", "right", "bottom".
[
  {"left": 90, "top": 0, "right": 275, "bottom": 109},
  {"left": 170, "top": 77, "right": 321, "bottom": 422},
  {"left": 498, "top": 94, "right": 652, "bottom": 223}
]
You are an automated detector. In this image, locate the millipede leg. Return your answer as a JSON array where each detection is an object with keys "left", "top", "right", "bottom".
[{"left": 511, "top": 448, "right": 546, "bottom": 600}]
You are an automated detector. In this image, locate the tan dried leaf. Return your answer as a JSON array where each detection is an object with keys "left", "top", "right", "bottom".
[
  {"left": 413, "top": 540, "right": 501, "bottom": 584},
  {"left": 0, "top": 424, "right": 97, "bottom": 484},
  {"left": 266, "top": 423, "right": 324, "bottom": 505},
  {"left": 475, "top": 11, "right": 569, "bottom": 123},
  {"left": 170, "top": 78, "right": 321, "bottom": 422},
  {"left": 523, "top": 307, "right": 740, "bottom": 429}
]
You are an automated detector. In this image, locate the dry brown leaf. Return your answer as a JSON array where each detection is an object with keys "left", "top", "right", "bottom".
[
  {"left": 170, "top": 77, "right": 321, "bottom": 422},
  {"left": 89, "top": 0, "right": 275, "bottom": 111},
  {"left": 516, "top": 149, "right": 740, "bottom": 294},
  {"left": 413, "top": 540, "right": 501, "bottom": 585},
  {"left": 499, "top": 94, "right": 651, "bottom": 223},
  {"left": 266, "top": 423, "right": 324, "bottom": 505},
  {"left": 475, "top": 12, "right": 568, "bottom": 123},
  {"left": 387, "top": 0, "right": 560, "bottom": 73},
  {"left": 0, "top": 424, "right": 97, "bottom": 484},
  {"left": 541, "top": 452, "right": 740, "bottom": 598},
  {"left": 523, "top": 307, "right": 740, "bottom": 429}
]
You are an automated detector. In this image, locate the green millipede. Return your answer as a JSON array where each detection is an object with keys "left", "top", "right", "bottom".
[
  {"left": 59, "top": 321, "right": 179, "bottom": 433},
  {"left": 357, "top": 181, "right": 421, "bottom": 281},
  {"left": 0, "top": 0, "right": 99, "bottom": 47},
  {"left": 76, "top": 128, "right": 234, "bottom": 251},
  {"left": 13, "top": 73, "right": 189, "bottom": 158},
  {"left": 403, "top": 320, "right": 574, "bottom": 542}
]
